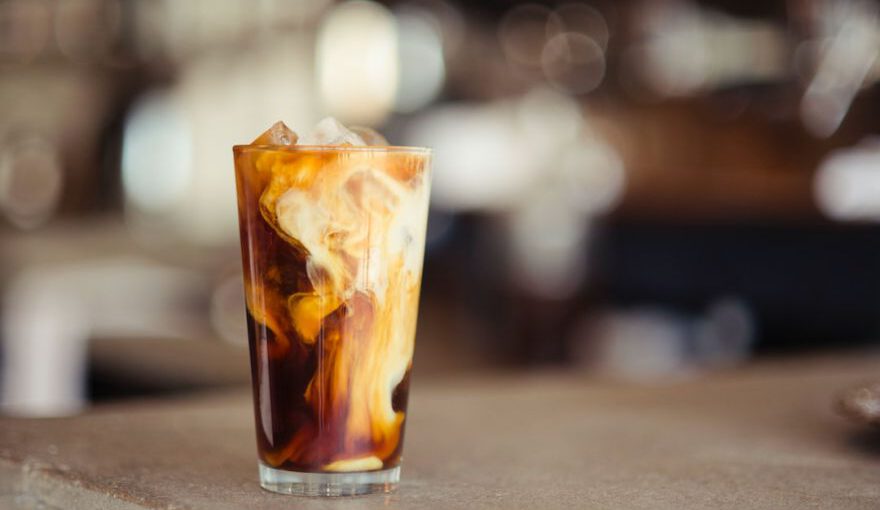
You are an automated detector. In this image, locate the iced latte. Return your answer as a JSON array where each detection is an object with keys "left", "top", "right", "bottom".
[{"left": 233, "top": 119, "right": 431, "bottom": 496}]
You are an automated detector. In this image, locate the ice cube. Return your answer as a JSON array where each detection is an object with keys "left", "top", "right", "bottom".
[
  {"left": 298, "top": 117, "right": 366, "bottom": 146},
  {"left": 349, "top": 126, "right": 389, "bottom": 146},
  {"left": 252, "top": 121, "right": 298, "bottom": 146}
]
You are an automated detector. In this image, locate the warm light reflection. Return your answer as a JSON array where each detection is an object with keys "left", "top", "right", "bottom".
[{"left": 317, "top": 1, "right": 398, "bottom": 125}]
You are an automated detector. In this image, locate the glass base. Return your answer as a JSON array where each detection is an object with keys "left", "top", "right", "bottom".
[{"left": 258, "top": 462, "right": 400, "bottom": 496}]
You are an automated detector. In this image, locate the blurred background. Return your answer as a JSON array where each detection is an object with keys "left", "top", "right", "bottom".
[{"left": 1, "top": 0, "right": 879, "bottom": 416}]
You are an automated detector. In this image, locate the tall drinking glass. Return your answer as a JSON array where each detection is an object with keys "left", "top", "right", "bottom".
[{"left": 232, "top": 143, "right": 431, "bottom": 496}]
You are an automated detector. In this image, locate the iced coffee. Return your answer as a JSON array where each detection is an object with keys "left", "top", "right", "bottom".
[{"left": 232, "top": 119, "right": 431, "bottom": 496}]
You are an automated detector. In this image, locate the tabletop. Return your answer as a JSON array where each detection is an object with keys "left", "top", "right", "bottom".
[{"left": 1, "top": 353, "right": 879, "bottom": 509}]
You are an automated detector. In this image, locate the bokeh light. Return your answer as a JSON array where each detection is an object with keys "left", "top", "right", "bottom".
[
  {"left": 625, "top": 1, "right": 786, "bottom": 98},
  {"left": 0, "top": 136, "right": 63, "bottom": 229},
  {"left": 541, "top": 32, "right": 605, "bottom": 95},
  {"left": 394, "top": 8, "right": 446, "bottom": 113},
  {"left": 515, "top": 86, "right": 583, "bottom": 151},
  {"left": 122, "top": 91, "right": 192, "bottom": 215},
  {"left": 555, "top": 137, "right": 625, "bottom": 215},
  {"left": 317, "top": 1, "right": 398, "bottom": 125},
  {"left": 815, "top": 137, "right": 880, "bottom": 221},
  {"left": 800, "top": 0, "right": 880, "bottom": 137},
  {"left": 499, "top": 4, "right": 561, "bottom": 70},
  {"left": 407, "top": 102, "right": 535, "bottom": 211},
  {"left": 628, "top": 1, "right": 707, "bottom": 97},
  {"left": 507, "top": 190, "right": 590, "bottom": 300},
  {"left": 552, "top": 3, "right": 609, "bottom": 50}
]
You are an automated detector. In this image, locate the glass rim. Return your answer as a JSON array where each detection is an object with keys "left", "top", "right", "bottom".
[{"left": 233, "top": 144, "right": 432, "bottom": 155}]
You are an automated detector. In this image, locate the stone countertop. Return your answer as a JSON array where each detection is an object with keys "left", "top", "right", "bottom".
[{"left": 1, "top": 354, "right": 879, "bottom": 509}]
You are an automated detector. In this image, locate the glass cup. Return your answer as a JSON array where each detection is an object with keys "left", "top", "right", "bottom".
[{"left": 232, "top": 143, "right": 431, "bottom": 496}]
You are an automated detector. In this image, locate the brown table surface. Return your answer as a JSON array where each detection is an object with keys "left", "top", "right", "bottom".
[{"left": 2, "top": 353, "right": 879, "bottom": 509}]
